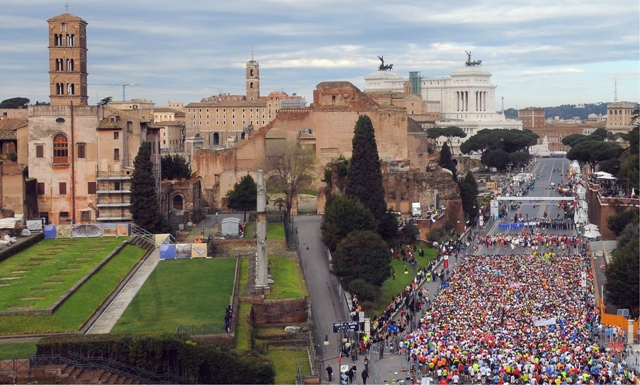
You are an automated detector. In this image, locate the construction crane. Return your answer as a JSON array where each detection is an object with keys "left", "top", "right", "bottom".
[
  {"left": 121, "top": 83, "right": 140, "bottom": 102},
  {"left": 89, "top": 83, "right": 140, "bottom": 102}
]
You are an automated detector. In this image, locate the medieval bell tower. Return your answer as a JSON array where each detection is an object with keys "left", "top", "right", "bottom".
[
  {"left": 47, "top": 12, "right": 89, "bottom": 106},
  {"left": 245, "top": 57, "right": 260, "bottom": 101}
]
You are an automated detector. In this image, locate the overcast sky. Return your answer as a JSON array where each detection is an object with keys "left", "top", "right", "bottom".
[{"left": 1, "top": 0, "right": 638, "bottom": 109}]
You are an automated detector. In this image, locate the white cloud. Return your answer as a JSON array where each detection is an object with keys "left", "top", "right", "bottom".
[{"left": 521, "top": 68, "right": 588, "bottom": 76}]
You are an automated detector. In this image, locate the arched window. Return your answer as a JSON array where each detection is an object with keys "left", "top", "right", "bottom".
[
  {"left": 53, "top": 134, "right": 69, "bottom": 163},
  {"left": 67, "top": 83, "right": 74, "bottom": 95},
  {"left": 173, "top": 195, "right": 184, "bottom": 210},
  {"left": 250, "top": 69, "right": 254, "bottom": 76},
  {"left": 250, "top": 82, "right": 254, "bottom": 89},
  {"left": 213, "top": 132, "right": 220, "bottom": 145}
]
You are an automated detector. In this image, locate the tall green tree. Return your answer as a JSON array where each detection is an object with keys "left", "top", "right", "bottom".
[
  {"left": 332, "top": 230, "right": 391, "bottom": 287},
  {"left": 345, "top": 115, "right": 398, "bottom": 246},
  {"left": 604, "top": 236, "right": 639, "bottom": 315},
  {"left": 226, "top": 174, "right": 257, "bottom": 211},
  {"left": 484, "top": 149, "right": 510, "bottom": 171},
  {"left": 321, "top": 194, "right": 377, "bottom": 252},
  {"left": 607, "top": 209, "right": 639, "bottom": 236},
  {"left": 438, "top": 142, "right": 457, "bottom": 180},
  {"left": 458, "top": 171, "right": 479, "bottom": 223},
  {"left": 508, "top": 151, "right": 530, "bottom": 170},
  {"left": 0, "top": 97, "right": 29, "bottom": 108},
  {"left": 460, "top": 129, "right": 538, "bottom": 167},
  {"left": 131, "top": 142, "right": 171, "bottom": 234},
  {"left": 427, "top": 126, "right": 467, "bottom": 154},
  {"left": 566, "top": 140, "right": 624, "bottom": 170},
  {"left": 161, "top": 154, "right": 193, "bottom": 180},
  {"left": 345, "top": 116, "right": 386, "bottom": 222}
]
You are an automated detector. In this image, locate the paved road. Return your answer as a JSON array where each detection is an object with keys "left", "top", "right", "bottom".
[{"left": 294, "top": 216, "right": 349, "bottom": 367}]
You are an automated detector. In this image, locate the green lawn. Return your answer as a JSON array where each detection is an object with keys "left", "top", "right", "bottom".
[
  {"left": 112, "top": 258, "right": 236, "bottom": 333},
  {"left": 267, "top": 223, "right": 285, "bottom": 240},
  {"left": 0, "top": 237, "right": 126, "bottom": 311},
  {"left": 366, "top": 245, "right": 436, "bottom": 317},
  {"left": 234, "top": 301, "right": 253, "bottom": 351},
  {"left": 265, "top": 257, "right": 303, "bottom": 300},
  {"left": 0, "top": 342, "right": 38, "bottom": 358},
  {"left": 0, "top": 245, "right": 146, "bottom": 335},
  {"left": 239, "top": 257, "right": 249, "bottom": 294},
  {"left": 268, "top": 349, "right": 311, "bottom": 384},
  {"left": 243, "top": 222, "right": 254, "bottom": 239}
]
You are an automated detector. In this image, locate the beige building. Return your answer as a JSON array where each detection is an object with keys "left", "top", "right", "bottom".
[
  {"left": 367, "top": 90, "right": 442, "bottom": 129},
  {"left": 109, "top": 98, "right": 155, "bottom": 110},
  {"left": 185, "top": 58, "right": 305, "bottom": 150},
  {"left": 606, "top": 102, "right": 636, "bottom": 134}
]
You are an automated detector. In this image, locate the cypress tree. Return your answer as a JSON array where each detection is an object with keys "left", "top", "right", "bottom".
[
  {"left": 438, "top": 142, "right": 457, "bottom": 180},
  {"left": 458, "top": 171, "right": 479, "bottom": 222},
  {"left": 345, "top": 115, "right": 399, "bottom": 249},
  {"left": 345, "top": 115, "right": 387, "bottom": 224},
  {"left": 130, "top": 142, "right": 161, "bottom": 232}
]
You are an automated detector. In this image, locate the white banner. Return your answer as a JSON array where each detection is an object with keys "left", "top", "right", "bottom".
[{"left": 534, "top": 317, "right": 556, "bottom": 327}]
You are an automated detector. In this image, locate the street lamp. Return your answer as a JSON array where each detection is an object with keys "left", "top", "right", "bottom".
[{"left": 324, "top": 334, "right": 330, "bottom": 346}]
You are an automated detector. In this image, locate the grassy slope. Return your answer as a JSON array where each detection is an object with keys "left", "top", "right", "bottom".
[
  {"left": 268, "top": 349, "right": 311, "bottom": 384},
  {"left": 0, "top": 245, "right": 145, "bottom": 335},
  {"left": 111, "top": 258, "right": 236, "bottom": 333},
  {"left": 0, "top": 342, "right": 38, "bottom": 358},
  {"left": 367, "top": 245, "right": 437, "bottom": 317},
  {"left": 0, "top": 237, "right": 125, "bottom": 311},
  {"left": 267, "top": 223, "right": 285, "bottom": 240},
  {"left": 265, "top": 257, "right": 303, "bottom": 300}
]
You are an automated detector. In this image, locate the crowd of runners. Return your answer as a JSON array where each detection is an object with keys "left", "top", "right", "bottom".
[{"left": 366, "top": 249, "right": 637, "bottom": 384}]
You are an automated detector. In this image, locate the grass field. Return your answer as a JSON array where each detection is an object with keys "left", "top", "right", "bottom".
[
  {"left": 243, "top": 222, "right": 254, "bottom": 239},
  {"left": 366, "top": 244, "right": 437, "bottom": 317},
  {"left": 268, "top": 349, "right": 311, "bottom": 384},
  {"left": 0, "top": 342, "right": 38, "bottom": 358},
  {"left": 267, "top": 223, "right": 285, "bottom": 240},
  {"left": 0, "top": 245, "right": 146, "bottom": 335},
  {"left": 234, "top": 301, "right": 252, "bottom": 351},
  {"left": 0, "top": 237, "right": 126, "bottom": 312},
  {"left": 266, "top": 257, "right": 304, "bottom": 300},
  {"left": 112, "top": 258, "right": 236, "bottom": 333}
]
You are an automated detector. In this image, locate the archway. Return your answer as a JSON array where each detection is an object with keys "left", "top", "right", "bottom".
[{"left": 172, "top": 195, "right": 184, "bottom": 210}]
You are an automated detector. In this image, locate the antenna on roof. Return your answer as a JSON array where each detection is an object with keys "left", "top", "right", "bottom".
[
  {"left": 614, "top": 77, "right": 618, "bottom": 102},
  {"left": 251, "top": 45, "right": 254, "bottom": 60}
]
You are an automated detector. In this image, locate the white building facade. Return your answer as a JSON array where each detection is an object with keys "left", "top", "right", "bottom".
[{"left": 364, "top": 60, "right": 522, "bottom": 153}]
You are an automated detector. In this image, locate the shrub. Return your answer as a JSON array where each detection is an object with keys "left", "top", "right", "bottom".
[
  {"left": 37, "top": 333, "right": 275, "bottom": 384},
  {"left": 348, "top": 279, "right": 380, "bottom": 303},
  {"left": 427, "top": 228, "right": 447, "bottom": 244}
]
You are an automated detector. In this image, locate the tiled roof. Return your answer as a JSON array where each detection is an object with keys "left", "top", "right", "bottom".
[
  {"left": 47, "top": 12, "right": 87, "bottom": 24},
  {"left": 0, "top": 118, "right": 28, "bottom": 132},
  {"left": 154, "top": 107, "right": 180, "bottom": 113},
  {"left": 97, "top": 117, "right": 128, "bottom": 130}
]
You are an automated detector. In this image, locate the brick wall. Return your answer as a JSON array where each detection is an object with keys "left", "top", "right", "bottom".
[{"left": 250, "top": 298, "right": 307, "bottom": 324}]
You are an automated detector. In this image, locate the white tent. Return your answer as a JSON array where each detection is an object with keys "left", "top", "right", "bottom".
[
  {"left": 584, "top": 230, "right": 601, "bottom": 239},
  {"left": 594, "top": 172, "right": 614, "bottom": 179},
  {"left": 584, "top": 223, "right": 599, "bottom": 231}
]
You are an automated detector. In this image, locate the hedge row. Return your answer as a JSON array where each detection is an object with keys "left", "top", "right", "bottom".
[{"left": 37, "top": 332, "right": 275, "bottom": 384}]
